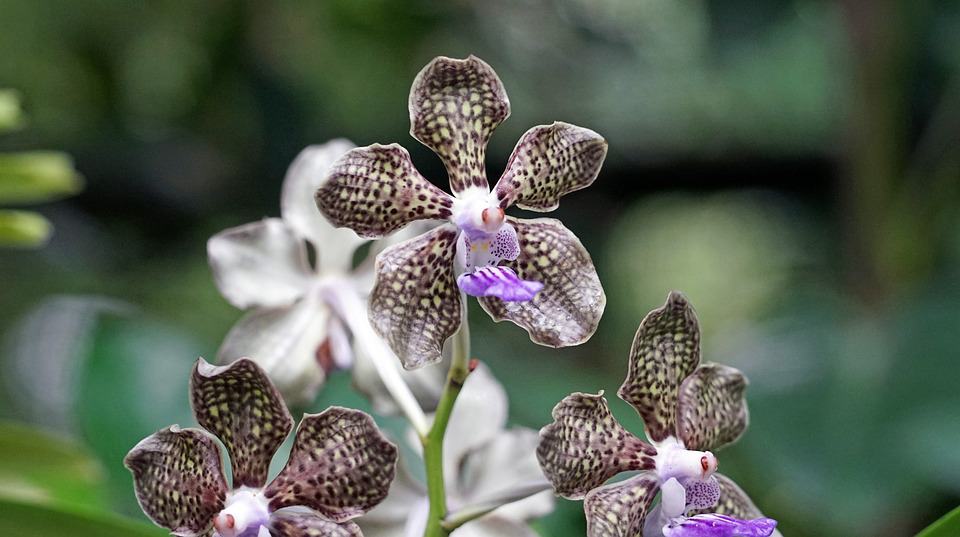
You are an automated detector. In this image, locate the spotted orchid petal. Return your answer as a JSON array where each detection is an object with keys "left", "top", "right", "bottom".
[
  {"left": 689, "top": 474, "right": 765, "bottom": 520},
  {"left": 677, "top": 364, "right": 749, "bottom": 452},
  {"left": 269, "top": 511, "right": 363, "bottom": 537},
  {"left": 459, "top": 222, "right": 520, "bottom": 268},
  {"left": 369, "top": 225, "right": 461, "bottom": 369},
  {"left": 281, "top": 139, "right": 367, "bottom": 274},
  {"left": 408, "top": 55, "right": 510, "bottom": 195},
  {"left": 315, "top": 143, "right": 454, "bottom": 239},
  {"left": 537, "top": 392, "right": 656, "bottom": 499},
  {"left": 618, "top": 291, "right": 701, "bottom": 444},
  {"left": 682, "top": 476, "right": 722, "bottom": 511},
  {"left": 190, "top": 358, "right": 293, "bottom": 488},
  {"left": 583, "top": 473, "right": 660, "bottom": 537},
  {"left": 216, "top": 296, "right": 333, "bottom": 408},
  {"left": 457, "top": 265, "right": 543, "bottom": 302},
  {"left": 265, "top": 407, "right": 398, "bottom": 522},
  {"left": 124, "top": 426, "right": 227, "bottom": 537},
  {"left": 494, "top": 122, "right": 607, "bottom": 211},
  {"left": 208, "top": 218, "right": 312, "bottom": 309},
  {"left": 355, "top": 461, "right": 427, "bottom": 535},
  {"left": 661, "top": 514, "right": 778, "bottom": 537},
  {"left": 479, "top": 217, "right": 605, "bottom": 347}
]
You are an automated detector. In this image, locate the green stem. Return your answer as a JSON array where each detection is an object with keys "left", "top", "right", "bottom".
[{"left": 423, "top": 304, "right": 472, "bottom": 537}]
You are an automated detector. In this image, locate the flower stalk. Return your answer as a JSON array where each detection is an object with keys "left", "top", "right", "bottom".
[{"left": 423, "top": 299, "right": 472, "bottom": 537}]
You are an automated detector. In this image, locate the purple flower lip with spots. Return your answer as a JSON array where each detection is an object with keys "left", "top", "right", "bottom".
[
  {"left": 314, "top": 55, "right": 609, "bottom": 369},
  {"left": 662, "top": 514, "right": 778, "bottom": 537},
  {"left": 457, "top": 266, "right": 544, "bottom": 301}
]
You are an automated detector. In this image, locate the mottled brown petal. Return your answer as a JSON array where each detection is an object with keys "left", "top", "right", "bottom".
[
  {"left": 369, "top": 224, "right": 461, "bottom": 369},
  {"left": 264, "top": 407, "right": 398, "bottom": 521},
  {"left": 689, "top": 473, "right": 765, "bottom": 519},
  {"left": 479, "top": 217, "right": 605, "bottom": 348},
  {"left": 408, "top": 55, "right": 510, "bottom": 195},
  {"left": 677, "top": 363, "right": 749, "bottom": 451},
  {"left": 494, "top": 122, "right": 607, "bottom": 211},
  {"left": 583, "top": 473, "right": 660, "bottom": 537},
  {"left": 190, "top": 358, "right": 293, "bottom": 488},
  {"left": 617, "top": 291, "right": 701, "bottom": 444},
  {"left": 537, "top": 392, "right": 655, "bottom": 500},
  {"left": 124, "top": 426, "right": 227, "bottom": 537},
  {"left": 268, "top": 511, "right": 362, "bottom": 537},
  {"left": 315, "top": 143, "right": 454, "bottom": 239}
]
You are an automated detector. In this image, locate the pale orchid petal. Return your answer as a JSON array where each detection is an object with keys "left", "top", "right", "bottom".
[
  {"left": 661, "top": 477, "right": 687, "bottom": 518},
  {"left": 191, "top": 358, "right": 294, "bottom": 488},
  {"left": 458, "top": 428, "right": 553, "bottom": 522},
  {"left": 351, "top": 337, "right": 447, "bottom": 415},
  {"left": 618, "top": 291, "right": 701, "bottom": 444},
  {"left": 494, "top": 122, "right": 607, "bottom": 211},
  {"left": 452, "top": 516, "right": 541, "bottom": 537},
  {"left": 281, "top": 139, "right": 367, "bottom": 274},
  {"left": 124, "top": 426, "right": 227, "bottom": 537},
  {"left": 408, "top": 55, "right": 510, "bottom": 196},
  {"left": 357, "top": 464, "right": 428, "bottom": 537},
  {"left": 444, "top": 364, "right": 509, "bottom": 484},
  {"left": 216, "top": 295, "right": 331, "bottom": 407},
  {"left": 265, "top": 408, "right": 398, "bottom": 522},
  {"left": 208, "top": 218, "right": 312, "bottom": 309}
]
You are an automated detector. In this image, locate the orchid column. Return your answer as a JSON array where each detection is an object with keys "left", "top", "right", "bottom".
[{"left": 315, "top": 56, "right": 609, "bottom": 537}]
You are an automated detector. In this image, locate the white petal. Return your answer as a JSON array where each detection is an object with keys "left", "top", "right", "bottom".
[
  {"left": 444, "top": 364, "right": 508, "bottom": 485},
  {"left": 216, "top": 295, "right": 329, "bottom": 406},
  {"left": 280, "top": 140, "right": 366, "bottom": 273},
  {"left": 208, "top": 218, "right": 311, "bottom": 309},
  {"left": 451, "top": 517, "right": 539, "bottom": 537},
  {"left": 661, "top": 477, "right": 686, "bottom": 518},
  {"left": 458, "top": 428, "right": 554, "bottom": 521},
  {"left": 351, "top": 338, "right": 447, "bottom": 416}
]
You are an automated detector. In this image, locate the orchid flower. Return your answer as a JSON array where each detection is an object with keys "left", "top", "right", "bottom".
[
  {"left": 359, "top": 364, "right": 554, "bottom": 537},
  {"left": 124, "top": 358, "right": 398, "bottom": 537},
  {"left": 315, "top": 55, "right": 608, "bottom": 369},
  {"left": 208, "top": 139, "right": 442, "bottom": 421},
  {"left": 537, "top": 292, "right": 779, "bottom": 537}
]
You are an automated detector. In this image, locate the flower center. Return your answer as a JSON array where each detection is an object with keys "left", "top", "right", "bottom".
[
  {"left": 212, "top": 488, "right": 270, "bottom": 537},
  {"left": 653, "top": 436, "right": 718, "bottom": 483},
  {"left": 452, "top": 191, "right": 504, "bottom": 239}
]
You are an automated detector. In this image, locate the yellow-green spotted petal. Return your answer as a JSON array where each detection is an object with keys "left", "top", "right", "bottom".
[
  {"left": 617, "top": 291, "right": 701, "bottom": 444},
  {"left": 494, "top": 122, "right": 607, "bottom": 211},
  {"left": 315, "top": 143, "right": 454, "bottom": 238},
  {"left": 479, "top": 217, "right": 605, "bottom": 348},
  {"left": 537, "top": 392, "right": 655, "bottom": 499},
  {"left": 269, "top": 511, "right": 362, "bottom": 537},
  {"left": 583, "top": 473, "right": 660, "bottom": 537},
  {"left": 264, "top": 407, "right": 398, "bottom": 522},
  {"left": 369, "top": 224, "right": 461, "bottom": 369},
  {"left": 689, "top": 473, "right": 765, "bottom": 520},
  {"left": 124, "top": 426, "right": 227, "bottom": 537},
  {"left": 677, "top": 363, "right": 749, "bottom": 452},
  {"left": 190, "top": 358, "right": 294, "bottom": 488},
  {"left": 408, "top": 55, "right": 510, "bottom": 195}
]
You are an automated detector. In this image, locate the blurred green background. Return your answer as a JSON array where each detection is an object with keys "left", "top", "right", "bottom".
[{"left": 1, "top": 1, "right": 959, "bottom": 536}]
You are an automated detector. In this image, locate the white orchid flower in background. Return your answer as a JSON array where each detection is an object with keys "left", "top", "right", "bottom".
[
  {"left": 207, "top": 139, "right": 442, "bottom": 427},
  {"left": 359, "top": 363, "right": 554, "bottom": 537}
]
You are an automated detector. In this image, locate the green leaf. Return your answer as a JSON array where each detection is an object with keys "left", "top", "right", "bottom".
[
  {"left": 0, "top": 210, "right": 52, "bottom": 247},
  {"left": 0, "top": 421, "right": 108, "bottom": 511},
  {"left": 0, "top": 151, "right": 83, "bottom": 204},
  {"left": 0, "top": 90, "right": 23, "bottom": 132},
  {"left": 917, "top": 505, "right": 960, "bottom": 537},
  {"left": 0, "top": 497, "right": 165, "bottom": 537}
]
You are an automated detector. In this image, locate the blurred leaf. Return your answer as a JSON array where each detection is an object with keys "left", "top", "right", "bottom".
[
  {"left": 917, "top": 505, "right": 960, "bottom": 537},
  {"left": 0, "top": 151, "right": 83, "bottom": 204},
  {"left": 0, "top": 90, "right": 23, "bottom": 132},
  {"left": 0, "top": 421, "right": 107, "bottom": 510},
  {"left": 0, "top": 209, "right": 52, "bottom": 247},
  {"left": 0, "top": 497, "right": 165, "bottom": 537}
]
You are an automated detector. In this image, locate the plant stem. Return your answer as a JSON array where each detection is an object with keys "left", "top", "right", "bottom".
[{"left": 423, "top": 302, "right": 472, "bottom": 537}]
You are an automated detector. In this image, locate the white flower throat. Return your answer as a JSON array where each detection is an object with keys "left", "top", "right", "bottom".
[{"left": 212, "top": 487, "right": 270, "bottom": 537}]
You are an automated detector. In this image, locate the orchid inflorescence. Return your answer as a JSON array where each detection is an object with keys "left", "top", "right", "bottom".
[{"left": 126, "top": 56, "right": 779, "bottom": 537}]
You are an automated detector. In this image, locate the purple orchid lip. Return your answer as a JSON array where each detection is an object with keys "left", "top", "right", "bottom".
[
  {"left": 662, "top": 513, "right": 778, "bottom": 537},
  {"left": 457, "top": 266, "right": 544, "bottom": 302}
]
